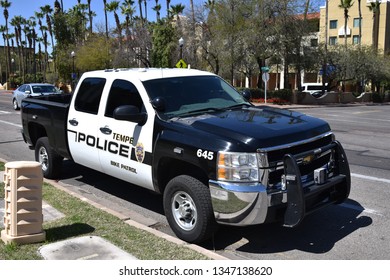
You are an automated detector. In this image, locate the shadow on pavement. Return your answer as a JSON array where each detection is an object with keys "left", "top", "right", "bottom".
[{"left": 201, "top": 199, "right": 372, "bottom": 256}]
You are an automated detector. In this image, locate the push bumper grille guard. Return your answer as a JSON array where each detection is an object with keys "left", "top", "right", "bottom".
[{"left": 283, "top": 140, "right": 351, "bottom": 227}]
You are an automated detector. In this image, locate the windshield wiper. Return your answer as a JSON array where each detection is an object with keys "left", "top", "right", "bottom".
[
  {"left": 224, "top": 103, "right": 250, "bottom": 110},
  {"left": 178, "top": 107, "right": 225, "bottom": 117}
]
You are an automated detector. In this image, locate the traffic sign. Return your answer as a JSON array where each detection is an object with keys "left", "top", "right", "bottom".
[
  {"left": 261, "top": 66, "right": 269, "bottom": 72},
  {"left": 262, "top": 72, "right": 270, "bottom": 82},
  {"left": 176, "top": 59, "right": 187, "bottom": 69}
]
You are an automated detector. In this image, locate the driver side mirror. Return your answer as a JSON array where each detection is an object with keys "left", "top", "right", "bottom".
[
  {"left": 113, "top": 105, "right": 147, "bottom": 126},
  {"left": 25, "top": 90, "right": 31, "bottom": 95}
]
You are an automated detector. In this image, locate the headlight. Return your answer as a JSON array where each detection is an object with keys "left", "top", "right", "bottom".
[{"left": 217, "top": 152, "right": 259, "bottom": 182}]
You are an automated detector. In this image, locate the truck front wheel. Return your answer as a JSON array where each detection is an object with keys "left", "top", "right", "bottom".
[
  {"left": 163, "top": 175, "right": 217, "bottom": 243},
  {"left": 35, "top": 137, "right": 63, "bottom": 179}
]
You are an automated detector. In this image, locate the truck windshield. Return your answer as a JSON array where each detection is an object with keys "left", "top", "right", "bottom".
[{"left": 143, "top": 76, "right": 250, "bottom": 119}]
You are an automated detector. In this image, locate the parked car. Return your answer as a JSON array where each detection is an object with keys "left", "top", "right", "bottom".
[
  {"left": 12, "top": 83, "right": 61, "bottom": 110},
  {"left": 300, "top": 83, "right": 329, "bottom": 97}
]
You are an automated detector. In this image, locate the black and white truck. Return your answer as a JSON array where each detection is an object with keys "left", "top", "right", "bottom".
[{"left": 20, "top": 68, "right": 350, "bottom": 243}]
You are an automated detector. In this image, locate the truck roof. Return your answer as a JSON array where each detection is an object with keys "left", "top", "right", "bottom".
[{"left": 80, "top": 68, "right": 217, "bottom": 82}]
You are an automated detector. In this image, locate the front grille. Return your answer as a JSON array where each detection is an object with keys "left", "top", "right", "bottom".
[{"left": 260, "top": 133, "right": 334, "bottom": 189}]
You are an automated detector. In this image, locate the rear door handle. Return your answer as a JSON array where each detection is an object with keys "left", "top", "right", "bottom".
[
  {"left": 69, "top": 118, "right": 78, "bottom": 126},
  {"left": 100, "top": 126, "right": 112, "bottom": 135}
]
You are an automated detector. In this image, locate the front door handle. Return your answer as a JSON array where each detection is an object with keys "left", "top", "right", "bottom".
[
  {"left": 69, "top": 118, "right": 78, "bottom": 126},
  {"left": 100, "top": 126, "right": 112, "bottom": 135}
]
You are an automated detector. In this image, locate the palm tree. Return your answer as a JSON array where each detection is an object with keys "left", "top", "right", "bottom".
[
  {"left": 369, "top": 0, "right": 381, "bottom": 52},
  {"left": 357, "top": 0, "right": 361, "bottom": 47},
  {"left": 103, "top": 0, "right": 109, "bottom": 38},
  {"left": 87, "top": 0, "right": 94, "bottom": 34},
  {"left": 0, "top": 25, "right": 8, "bottom": 82},
  {"left": 170, "top": 4, "right": 185, "bottom": 25},
  {"left": 106, "top": 1, "right": 123, "bottom": 47},
  {"left": 27, "top": 17, "right": 38, "bottom": 82},
  {"left": 1, "top": 0, "right": 12, "bottom": 84},
  {"left": 10, "top": 16, "right": 25, "bottom": 80},
  {"left": 138, "top": 0, "right": 143, "bottom": 24},
  {"left": 152, "top": 3, "right": 161, "bottom": 21},
  {"left": 40, "top": 5, "right": 55, "bottom": 56},
  {"left": 144, "top": 0, "right": 148, "bottom": 22},
  {"left": 338, "top": 0, "right": 354, "bottom": 48},
  {"left": 121, "top": 0, "right": 135, "bottom": 38},
  {"left": 166, "top": 0, "right": 170, "bottom": 18}
]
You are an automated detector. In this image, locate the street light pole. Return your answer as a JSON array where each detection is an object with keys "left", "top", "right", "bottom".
[
  {"left": 179, "top": 37, "right": 184, "bottom": 60},
  {"left": 71, "top": 51, "right": 75, "bottom": 91},
  {"left": 11, "top": 58, "right": 15, "bottom": 88}
]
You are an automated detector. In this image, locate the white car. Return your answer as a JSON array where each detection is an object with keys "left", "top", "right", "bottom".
[
  {"left": 12, "top": 83, "right": 61, "bottom": 110},
  {"left": 300, "top": 83, "right": 328, "bottom": 97}
]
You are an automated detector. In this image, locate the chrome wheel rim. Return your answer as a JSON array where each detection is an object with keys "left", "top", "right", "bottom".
[
  {"left": 38, "top": 146, "right": 49, "bottom": 172},
  {"left": 172, "top": 191, "right": 197, "bottom": 231}
]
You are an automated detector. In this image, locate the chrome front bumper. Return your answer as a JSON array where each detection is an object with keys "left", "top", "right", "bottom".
[
  {"left": 209, "top": 141, "right": 351, "bottom": 227},
  {"left": 209, "top": 180, "right": 270, "bottom": 226}
]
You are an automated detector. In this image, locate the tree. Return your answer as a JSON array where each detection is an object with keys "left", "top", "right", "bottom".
[
  {"left": 150, "top": 19, "right": 176, "bottom": 67},
  {"left": 338, "top": 0, "right": 354, "bottom": 48},
  {"left": 76, "top": 35, "right": 112, "bottom": 71},
  {"left": 152, "top": 4, "right": 162, "bottom": 21},
  {"left": 138, "top": 0, "right": 143, "bottom": 24},
  {"left": 103, "top": 0, "right": 109, "bottom": 38},
  {"left": 357, "top": 0, "right": 361, "bottom": 47},
  {"left": 166, "top": 0, "right": 171, "bottom": 18},
  {"left": 10, "top": 15, "right": 26, "bottom": 82},
  {"left": 87, "top": 0, "right": 94, "bottom": 34},
  {"left": 106, "top": 1, "right": 123, "bottom": 48},
  {"left": 41, "top": 5, "right": 55, "bottom": 54},
  {"left": 368, "top": 0, "right": 380, "bottom": 52},
  {"left": 1, "top": 0, "right": 12, "bottom": 84}
]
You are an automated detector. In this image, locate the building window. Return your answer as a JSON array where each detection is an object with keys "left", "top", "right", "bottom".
[
  {"left": 329, "top": 20, "right": 338, "bottom": 29},
  {"left": 353, "top": 35, "right": 361, "bottom": 45},
  {"left": 329, "top": 36, "right": 337, "bottom": 45},
  {"left": 310, "top": 38, "right": 318, "bottom": 47},
  {"left": 353, "top": 18, "right": 361, "bottom": 28}
]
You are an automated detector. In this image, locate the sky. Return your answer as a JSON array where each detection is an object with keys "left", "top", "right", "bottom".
[{"left": 0, "top": 0, "right": 194, "bottom": 32}]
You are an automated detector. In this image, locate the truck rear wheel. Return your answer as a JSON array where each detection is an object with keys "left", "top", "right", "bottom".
[
  {"left": 163, "top": 175, "right": 217, "bottom": 243},
  {"left": 35, "top": 137, "right": 63, "bottom": 179}
]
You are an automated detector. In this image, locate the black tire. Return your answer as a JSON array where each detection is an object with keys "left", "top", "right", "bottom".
[
  {"left": 35, "top": 137, "right": 63, "bottom": 179},
  {"left": 12, "top": 98, "right": 19, "bottom": 110},
  {"left": 163, "top": 175, "right": 217, "bottom": 243}
]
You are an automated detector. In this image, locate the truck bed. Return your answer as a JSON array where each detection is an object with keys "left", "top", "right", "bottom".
[{"left": 21, "top": 93, "right": 73, "bottom": 159}]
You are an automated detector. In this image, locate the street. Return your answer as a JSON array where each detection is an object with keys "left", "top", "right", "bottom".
[{"left": 0, "top": 91, "right": 389, "bottom": 260}]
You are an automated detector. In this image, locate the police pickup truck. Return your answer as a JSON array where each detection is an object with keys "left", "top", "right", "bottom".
[{"left": 21, "top": 68, "right": 350, "bottom": 243}]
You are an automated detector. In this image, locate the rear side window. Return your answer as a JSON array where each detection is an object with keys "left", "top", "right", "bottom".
[{"left": 75, "top": 78, "right": 106, "bottom": 114}]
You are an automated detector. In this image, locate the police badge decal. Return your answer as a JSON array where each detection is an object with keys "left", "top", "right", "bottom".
[{"left": 135, "top": 142, "right": 145, "bottom": 163}]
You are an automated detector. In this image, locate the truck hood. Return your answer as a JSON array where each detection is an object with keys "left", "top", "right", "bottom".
[{"left": 173, "top": 106, "right": 331, "bottom": 151}]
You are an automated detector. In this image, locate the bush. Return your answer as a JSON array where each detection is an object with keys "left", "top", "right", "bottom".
[
  {"left": 372, "top": 92, "right": 384, "bottom": 103},
  {"left": 236, "top": 87, "right": 292, "bottom": 104}
]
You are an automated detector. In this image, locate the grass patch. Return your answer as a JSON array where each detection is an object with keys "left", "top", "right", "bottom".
[{"left": 0, "top": 163, "right": 209, "bottom": 260}]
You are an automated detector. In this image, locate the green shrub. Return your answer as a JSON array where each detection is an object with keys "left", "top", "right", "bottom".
[{"left": 372, "top": 92, "right": 383, "bottom": 103}]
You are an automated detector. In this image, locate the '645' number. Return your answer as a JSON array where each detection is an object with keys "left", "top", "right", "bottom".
[{"left": 197, "top": 149, "right": 214, "bottom": 160}]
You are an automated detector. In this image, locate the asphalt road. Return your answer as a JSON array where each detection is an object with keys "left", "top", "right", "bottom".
[{"left": 0, "top": 90, "right": 389, "bottom": 260}]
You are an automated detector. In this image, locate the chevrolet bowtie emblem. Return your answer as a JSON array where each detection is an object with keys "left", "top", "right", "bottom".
[{"left": 303, "top": 155, "right": 314, "bottom": 164}]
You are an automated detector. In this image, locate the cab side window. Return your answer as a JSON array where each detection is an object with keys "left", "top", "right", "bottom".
[
  {"left": 105, "top": 79, "right": 144, "bottom": 118},
  {"left": 75, "top": 78, "right": 106, "bottom": 114}
]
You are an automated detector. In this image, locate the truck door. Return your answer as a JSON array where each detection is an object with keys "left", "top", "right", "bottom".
[
  {"left": 67, "top": 77, "right": 106, "bottom": 172},
  {"left": 97, "top": 79, "right": 154, "bottom": 190}
]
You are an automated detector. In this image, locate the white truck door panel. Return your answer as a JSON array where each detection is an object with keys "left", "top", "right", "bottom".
[
  {"left": 67, "top": 77, "right": 106, "bottom": 172},
  {"left": 97, "top": 79, "right": 154, "bottom": 190}
]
